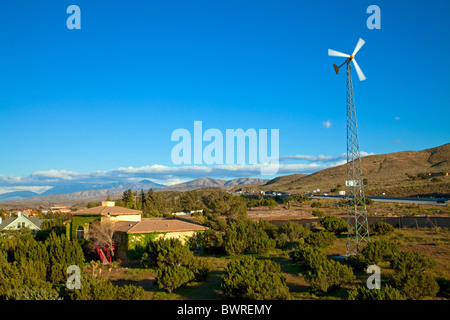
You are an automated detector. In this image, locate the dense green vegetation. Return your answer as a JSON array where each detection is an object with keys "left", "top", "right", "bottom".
[
  {"left": 0, "top": 230, "right": 144, "bottom": 300},
  {"left": 221, "top": 256, "right": 290, "bottom": 300},
  {"left": 0, "top": 188, "right": 447, "bottom": 300}
]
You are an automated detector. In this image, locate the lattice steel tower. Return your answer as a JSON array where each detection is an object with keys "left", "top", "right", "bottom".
[
  {"left": 328, "top": 38, "right": 370, "bottom": 255},
  {"left": 344, "top": 62, "right": 370, "bottom": 255}
]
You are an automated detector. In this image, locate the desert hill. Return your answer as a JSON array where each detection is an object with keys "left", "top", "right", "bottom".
[{"left": 234, "top": 143, "right": 450, "bottom": 197}]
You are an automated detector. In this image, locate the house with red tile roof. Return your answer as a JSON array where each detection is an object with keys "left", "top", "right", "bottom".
[{"left": 68, "top": 201, "right": 208, "bottom": 260}]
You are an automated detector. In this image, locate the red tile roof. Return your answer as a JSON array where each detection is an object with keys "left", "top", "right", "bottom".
[
  {"left": 72, "top": 205, "right": 142, "bottom": 216},
  {"left": 114, "top": 217, "right": 208, "bottom": 234}
]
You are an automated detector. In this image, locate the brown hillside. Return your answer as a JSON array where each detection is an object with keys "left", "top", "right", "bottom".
[{"left": 238, "top": 144, "right": 450, "bottom": 197}]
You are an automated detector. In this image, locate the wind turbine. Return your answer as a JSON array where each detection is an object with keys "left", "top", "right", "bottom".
[
  {"left": 328, "top": 38, "right": 370, "bottom": 256},
  {"left": 329, "top": 38, "right": 366, "bottom": 81}
]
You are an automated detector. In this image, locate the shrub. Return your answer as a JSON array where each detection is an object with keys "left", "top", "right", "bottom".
[
  {"left": 305, "top": 258, "right": 355, "bottom": 293},
  {"left": 343, "top": 254, "right": 367, "bottom": 272},
  {"left": 359, "top": 240, "right": 399, "bottom": 265},
  {"left": 221, "top": 256, "right": 289, "bottom": 300},
  {"left": 223, "top": 221, "right": 249, "bottom": 256},
  {"left": 310, "top": 201, "right": 322, "bottom": 208},
  {"left": 186, "top": 258, "right": 210, "bottom": 282},
  {"left": 258, "top": 220, "right": 278, "bottom": 239},
  {"left": 305, "top": 231, "right": 336, "bottom": 248},
  {"left": 223, "top": 220, "right": 275, "bottom": 255},
  {"left": 348, "top": 285, "right": 406, "bottom": 300},
  {"left": 156, "top": 266, "right": 195, "bottom": 293},
  {"left": 312, "top": 210, "right": 325, "bottom": 218},
  {"left": 391, "top": 251, "right": 439, "bottom": 299},
  {"left": 263, "top": 198, "right": 278, "bottom": 209},
  {"left": 67, "top": 273, "right": 144, "bottom": 300},
  {"left": 140, "top": 238, "right": 193, "bottom": 269},
  {"left": 320, "top": 216, "right": 348, "bottom": 234},
  {"left": 247, "top": 237, "right": 276, "bottom": 254},
  {"left": 278, "top": 221, "right": 311, "bottom": 241},
  {"left": 188, "top": 229, "right": 224, "bottom": 254},
  {"left": 398, "top": 272, "right": 439, "bottom": 300},
  {"left": 369, "top": 222, "right": 394, "bottom": 236},
  {"left": 391, "top": 251, "right": 436, "bottom": 279},
  {"left": 275, "top": 233, "right": 289, "bottom": 248},
  {"left": 289, "top": 243, "right": 327, "bottom": 269},
  {"left": 5, "top": 287, "right": 62, "bottom": 300}
]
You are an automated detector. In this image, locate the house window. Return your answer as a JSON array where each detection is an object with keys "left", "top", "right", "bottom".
[
  {"left": 17, "top": 222, "right": 21, "bottom": 228},
  {"left": 22, "top": 222, "right": 25, "bottom": 228},
  {"left": 76, "top": 226, "right": 85, "bottom": 239}
]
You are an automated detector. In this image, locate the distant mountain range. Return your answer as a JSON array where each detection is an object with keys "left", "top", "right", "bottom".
[
  {"left": 0, "top": 177, "right": 267, "bottom": 203},
  {"left": 1, "top": 143, "right": 448, "bottom": 205},
  {"left": 233, "top": 143, "right": 450, "bottom": 197},
  {"left": 164, "top": 177, "right": 268, "bottom": 191}
]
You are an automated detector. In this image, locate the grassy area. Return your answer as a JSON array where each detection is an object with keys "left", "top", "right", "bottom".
[{"left": 92, "top": 227, "right": 449, "bottom": 300}]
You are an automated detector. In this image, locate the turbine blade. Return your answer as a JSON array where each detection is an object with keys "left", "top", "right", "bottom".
[
  {"left": 352, "top": 59, "right": 366, "bottom": 81},
  {"left": 328, "top": 49, "right": 350, "bottom": 58},
  {"left": 352, "top": 38, "right": 365, "bottom": 56}
]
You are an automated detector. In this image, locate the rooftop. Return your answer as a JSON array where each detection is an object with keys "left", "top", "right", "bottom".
[
  {"left": 113, "top": 217, "right": 208, "bottom": 234},
  {"left": 72, "top": 201, "right": 142, "bottom": 216},
  {"left": 0, "top": 216, "right": 43, "bottom": 231}
]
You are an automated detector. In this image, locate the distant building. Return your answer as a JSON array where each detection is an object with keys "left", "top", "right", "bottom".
[
  {"left": 172, "top": 209, "right": 203, "bottom": 216},
  {"left": 0, "top": 213, "right": 43, "bottom": 232},
  {"left": 428, "top": 172, "right": 448, "bottom": 177}
]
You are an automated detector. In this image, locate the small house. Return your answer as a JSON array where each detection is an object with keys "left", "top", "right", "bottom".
[
  {"left": 67, "top": 201, "right": 208, "bottom": 260},
  {"left": 0, "top": 213, "right": 43, "bottom": 232}
]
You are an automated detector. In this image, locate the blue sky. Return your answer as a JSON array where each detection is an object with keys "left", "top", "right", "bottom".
[{"left": 0, "top": 0, "right": 449, "bottom": 191}]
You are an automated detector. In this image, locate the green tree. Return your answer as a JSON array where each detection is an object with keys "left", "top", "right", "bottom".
[
  {"left": 398, "top": 272, "right": 439, "bottom": 300},
  {"left": 223, "top": 221, "right": 248, "bottom": 256},
  {"left": 45, "top": 232, "right": 84, "bottom": 283},
  {"left": 67, "top": 273, "right": 144, "bottom": 300},
  {"left": 278, "top": 221, "right": 311, "bottom": 241},
  {"left": 348, "top": 285, "right": 406, "bottom": 300},
  {"left": 305, "top": 231, "right": 336, "bottom": 248},
  {"left": 312, "top": 210, "right": 325, "bottom": 218},
  {"left": 320, "top": 216, "right": 348, "bottom": 234},
  {"left": 263, "top": 198, "right": 278, "bottom": 209},
  {"left": 209, "top": 193, "right": 247, "bottom": 222},
  {"left": 221, "top": 256, "right": 290, "bottom": 300},
  {"left": 305, "top": 258, "right": 355, "bottom": 293},
  {"left": 289, "top": 243, "right": 327, "bottom": 269},
  {"left": 359, "top": 239, "right": 399, "bottom": 266},
  {"left": 391, "top": 251, "right": 439, "bottom": 299},
  {"left": 139, "top": 189, "right": 146, "bottom": 211},
  {"left": 144, "top": 188, "right": 167, "bottom": 216},
  {"left": 369, "top": 222, "right": 394, "bottom": 236},
  {"left": 156, "top": 266, "right": 195, "bottom": 293},
  {"left": 140, "top": 238, "right": 193, "bottom": 269},
  {"left": 6, "top": 287, "right": 62, "bottom": 300},
  {"left": 247, "top": 237, "right": 276, "bottom": 254},
  {"left": 122, "top": 189, "right": 136, "bottom": 209},
  {"left": 185, "top": 257, "right": 210, "bottom": 282}
]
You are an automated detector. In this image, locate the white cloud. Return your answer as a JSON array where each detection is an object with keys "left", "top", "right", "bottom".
[
  {"left": 0, "top": 186, "right": 53, "bottom": 195},
  {"left": 0, "top": 150, "right": 375, "bottom": 193},
  {"left": 280, "top": 151, "right": 374, "bottom": 163},
  {"left": 322, "top": 120, "right": 332, "bottom": 129}
]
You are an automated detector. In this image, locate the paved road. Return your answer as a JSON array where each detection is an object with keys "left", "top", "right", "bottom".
[{"left": 312, "top": 194, "right": 448, "bottom": 206}]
